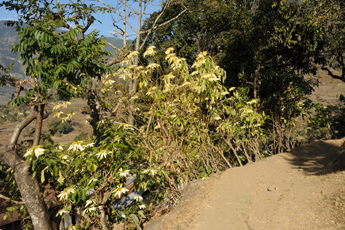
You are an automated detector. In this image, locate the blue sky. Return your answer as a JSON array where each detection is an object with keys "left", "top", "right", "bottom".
[{"left": 0, "top": 0, "right": 163, "bottom": 39}]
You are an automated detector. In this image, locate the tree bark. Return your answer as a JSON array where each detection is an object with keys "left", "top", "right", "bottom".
[{"left": 0, "top": 105, "right": 53, "bottom": 230}]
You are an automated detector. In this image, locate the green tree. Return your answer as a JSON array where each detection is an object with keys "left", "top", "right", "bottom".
[{"left": 0, "top": 0, "right": 111, "bottom": 229}]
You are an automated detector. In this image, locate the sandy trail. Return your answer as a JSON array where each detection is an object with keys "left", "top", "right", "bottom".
[{"left": 146, "top": 139, "right": 345, "bottom": 230}]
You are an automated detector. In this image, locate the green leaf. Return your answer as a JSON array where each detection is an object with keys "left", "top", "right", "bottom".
[
  {"left": 92, "top": 164, "right": 97, "bottom": 172},
  {"left": 6, "top": 207, "right": 16, "bottom": 212},
  {"left": 81, "top": 189, "right": 86, "bottom": 201},
  {"left": 75, "top": 159, "right": 81, "bottom": 169},
  {"left": 138, "top": 210, "right": 146, "bottom": 219},
  {"left": 41, "top": 170, "right": 45, "bottom": 183},
  {"left": 131, "top": 214, "right": 140, "bottom": 224}
]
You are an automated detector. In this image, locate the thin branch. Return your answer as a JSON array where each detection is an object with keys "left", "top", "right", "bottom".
[
  {"left": 119, "top": 0, "right": 139, "bottom": 14},
  {"left": 0, "top": 194, "right": 25, "bottom": 204},
  {"left": 139, "top": 6, "right": 187, "bottom": 50},
  {"left": 83, "top": 16, "right": 95, "bottom": 33},
  {"left": 98, "top": 206, "right": 109, "bottom": 230},
  {"left": 107, "top": 42, "right": 121, "bottom": 52},
  {"left": 95, "top": 0, "right": 137, "bottom": 33}
]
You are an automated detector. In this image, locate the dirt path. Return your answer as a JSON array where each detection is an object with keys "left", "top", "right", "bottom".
[{"left": 146, "top": 139, "right": 345, "bottom": 230}]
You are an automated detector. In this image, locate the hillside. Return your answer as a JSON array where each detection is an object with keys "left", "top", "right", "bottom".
[{"left": 0, "top": 20, "right": 130, "bottom": 104}]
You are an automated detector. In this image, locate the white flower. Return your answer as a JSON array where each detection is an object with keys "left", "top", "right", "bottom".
[
  {"left": 134, "top": 195, "right": 143, "bottom": 202},
  {"left": 214, "top": 116, "right": 221, "bottom": 120},
  {"left": 23, "top": 146, "right": 45, "bottom": 158},
  {"left": 85, "top": 143, "right": 94, "bottom": 148},
  {"left": 247, "top": 99, "right": 258, "bottom": 105},
  {"left": 68, "top": 141, "right": 85, "bottom": 151},
  {"left": 113, "top": 185, "right": 129, "bottom": 198},
  {"left": 57, "top": 145, "right": 64, "bottom": 150},
  {"left": 197, "top": 51, "right": 208, "bottom": 59},
  {"left": 88, "top": 177, "right": 98, "bottom": 185},
  {"left": 147, "top": 63, "right": 160, "bottom": 70},
  {"left": 56, "top": 208, "right": 70, "bottom": 217},
  {"left": 53, "top": 111, "right": 64, "bottom": 118},
  {"left": 142, "top": 168, "right": 157, "bottom": 176},
  {"left": 127, "top": 51, "right": 139, "bottom": 60},
  {"left": 138, "top": 204, "right": 146, "bottom": 209},
  {"left": 96, "top": 149, "right": 111, "bottom": 160},
  {"left": 119, "top": 123, "right": 134, "bottom": 130},
  {"left": 68, "top": 226, "right": 77, "bottom": 230},
  {"left": 191, "top": 71, "right": 199, "bottom": 76},
  {"left": 165, "top": 47, "right": 174, "bottom": 54},
  {"left": 118, "top": 168, "right": 130, "bottom": 177},
  {"left": 85, "top": 199, "right": 95, "bottom": 207},
  {"left": 83, "top": 206, "right": 97, "bottom": 214},
  {"left": 59, "top": 154, "right": 68, "bottom": 160},
  {"left": 143, "top": 46, "right": 156, "bottom": 57},
  {"left": 57, "top": 187, "right": 76, "bottom": 201}
]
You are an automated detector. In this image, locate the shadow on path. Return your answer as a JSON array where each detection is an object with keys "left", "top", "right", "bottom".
[{"left": 285, "top": 139, "right": 344, "bottom": 175}]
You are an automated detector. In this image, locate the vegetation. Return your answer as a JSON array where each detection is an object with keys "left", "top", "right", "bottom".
[
  {"left": 48, "top": 118, "right": 73, "bottom": 136},
  {"left": 0, "top": 0, "right": 344, "bottom": 229}
]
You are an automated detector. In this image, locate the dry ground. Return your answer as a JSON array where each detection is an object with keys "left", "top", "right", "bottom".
[
  {"left": 145, "top": 139, "right": 345, "bottom": 230},
  {"left": 0, "top": 98, "right": 91, "bottom": 146}
]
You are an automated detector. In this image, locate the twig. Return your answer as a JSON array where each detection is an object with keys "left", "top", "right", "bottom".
[{"left": 0, "top": 194, "right": 25, "bottom": 204}]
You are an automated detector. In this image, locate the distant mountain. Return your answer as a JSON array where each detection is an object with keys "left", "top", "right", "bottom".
[{"left": 0, "top": 20, "right": 130, "bottom": 103}]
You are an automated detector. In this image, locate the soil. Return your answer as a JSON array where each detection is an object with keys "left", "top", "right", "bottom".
[{"left": 145, "top": 139, "right": 345, "bottom": 230}]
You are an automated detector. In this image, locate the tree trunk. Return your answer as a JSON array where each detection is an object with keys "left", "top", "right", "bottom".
[
  {"left": 0, "top": 105, "right": 53, "bottom": 230},
  {"left": 128, "top": 0, "right": 142, "bottom": 125}
]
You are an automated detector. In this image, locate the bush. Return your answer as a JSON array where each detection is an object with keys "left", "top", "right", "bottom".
[
  {"left": 48, "top": 118, "right": 73, "bottom": 136},
  {"left": 73, "top": 131, "right": 89, "bottom": 142}
]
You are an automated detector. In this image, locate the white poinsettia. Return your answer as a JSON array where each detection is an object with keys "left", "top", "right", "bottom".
[
  {"left": 56, "top": 208, "right": 70, "bottom": 217},
  {"left": 118, "top": 168, "right": 130, "bottom": 177},
  {"left": 134, "top": 195, "right": 143, "bottom": 202},
  {"left": 142, "top": 168, "right": 157, "bottom": 176},
  {"left": 138, "top": 204, "right": 146, "bottom": 209},
  {"left": 143, "top": 46, "right": 156, "bottom": 57},
  {"left": 165, "top": 47, "right": 174, "bottom": 54},
  {"left": 68, "top": 141, "right": 85, "bottom": 151},
  {"left": 113, "top": 185, "right": 129, "bottom": 198},
  {"left": 96, "top": 149, "right": 112, "bottom": 160},
  {"left": 57, "top": 187, "right": 76, "bottom": 201},
  {"left": 85, "top": 198, "right": 95, "bottom": 207},
  {"left": 23, "top": 145, "right": 45, "bottom": 158},
  {"left": 88, "top": 177, "right": 98, "bottom": 185},
  {"left": 83, "top": 206, "right": 97, "bottom": 214}
]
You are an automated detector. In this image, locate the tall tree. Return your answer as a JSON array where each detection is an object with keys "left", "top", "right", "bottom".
[{"left": 0, "top": 0, "right": 111, "bottom": 228}]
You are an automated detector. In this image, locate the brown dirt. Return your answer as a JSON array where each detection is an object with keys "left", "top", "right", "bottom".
[
  {"left": 146, "top": 139, "right": 345, "bottom": 230},
  {"left": 0, "top": 98, "right": 91, "bottom": 146}
]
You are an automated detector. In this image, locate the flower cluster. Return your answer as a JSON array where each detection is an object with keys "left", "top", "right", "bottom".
[{"left": 23, "top": 145, "right": 45, "bottom": 158}]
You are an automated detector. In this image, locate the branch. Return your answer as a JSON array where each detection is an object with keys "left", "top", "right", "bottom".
[
  {"left": 139, "top": 4, "right": 187, "bottom": 50},
  {"left": 95, "top": 0, "right": 137, "bottom": 33},
  {"left": 119, "top": 0, "right": 139, "bottom": 15},
  {"left": 83, "top": 16, "right": 95, "bottom": 33},
  {"left": 105, "top": 49, "right": 125, "bottom": 67},
  {"left": 321, "top": 66, "right": 343, "bottom": 81},
  {"left": 0, "top": 194, "right": 25, "bottom": 204},
  {"left": 8, "top": 106, "right": 37, "bottom": 149},
  {"left": 98, "top": 206, "right": 109, "bottom": 230}
]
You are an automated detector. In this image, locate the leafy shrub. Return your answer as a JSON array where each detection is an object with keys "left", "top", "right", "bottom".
[
  {"left": 73, "top": 131, "right": 89, "bottom": 141},
  {"left": 48, "top": 118, "right": 73, "bottom": 136}
]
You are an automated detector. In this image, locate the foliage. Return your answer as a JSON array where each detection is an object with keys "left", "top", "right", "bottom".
[
  {"left": 48, "top": 118, "right": 73, "bottom": 136},
  {"left": 73, "top": 131, "right": 89, "bottom": 142}
]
